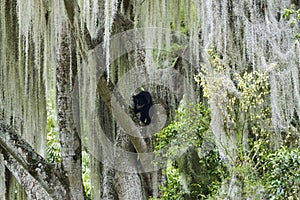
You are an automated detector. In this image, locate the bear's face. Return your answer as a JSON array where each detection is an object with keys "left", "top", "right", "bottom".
[{"left": 133, "top": 95, "right": 146, "bottom": 110}]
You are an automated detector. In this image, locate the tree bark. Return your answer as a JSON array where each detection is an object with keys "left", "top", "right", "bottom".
[
  {"left": 0, "top": 121, "right": 68, "bottom": 199},
  {"left": 56, "top": 24, "right": 85, "bottom": 199},
  {"left": 0, "top": 154, "right": 5, "bottom": 200},
  {"left": 113, "top": 130, "right": 145, "bottom": 200},
  {"left": 63, "top": 0, "right": 94, "bottom": 58}
]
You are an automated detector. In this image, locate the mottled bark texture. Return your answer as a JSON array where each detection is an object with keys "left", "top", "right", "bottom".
[
  {"left": 56, "top": 24, "right": 85, "bottom": 199},
  {"left": 0, "top": 122, "right": 68, "bottom": 199}
]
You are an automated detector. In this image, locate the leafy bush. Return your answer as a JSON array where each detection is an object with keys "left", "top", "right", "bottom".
[
  {"left": 158, "top": 163, "right": 185, "bottom": 200},
  {"left": 154, "top": 103, "right": 228, "bottom": 199},
  {"left": 155, "top": 103, "right": 210, "bottom": 153},
  {"left": 82, "top": 151, "right": 92, "bottom": 199},
  {"left": 263, "top": 147, "right": 300, "bottom": 199},
  {"left": 283, "top": 5, "right": 300, "bottom": 38},
  {"left": 46, "top": 102, "right": 61, "bottom": 163}
]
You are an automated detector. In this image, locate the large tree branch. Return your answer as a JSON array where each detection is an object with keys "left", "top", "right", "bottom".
[
  {"left": 62, "top": 1, "right": 134, "bottom": 54},
  {"left": 62, "top": 0, "right": 149, "bottom": 156},
  {"left": 63, "top": 0, "right": 94, "bottom": 58},
  {"left": 0, "top": 121, "right": 69, "bottom": 199}
]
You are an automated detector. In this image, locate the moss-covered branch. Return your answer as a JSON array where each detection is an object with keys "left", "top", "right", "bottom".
[{"left": 0, "top": 121, "right": 69, "bottom": 199}]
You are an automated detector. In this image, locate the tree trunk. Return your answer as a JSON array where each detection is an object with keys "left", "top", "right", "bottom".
[
  {"left": 113, "top": 130, "right": 145, "bottom": 200},
  {"left": 56, "top": 24, "right": 85, "bottom": 199},
  {"left": 0, "top": 154, "right": 6, "bottom": 199}
]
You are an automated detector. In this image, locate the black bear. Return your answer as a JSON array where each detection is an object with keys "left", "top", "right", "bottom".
[{"left": 133, "top": 91, "right": 153, "bottom": 125}]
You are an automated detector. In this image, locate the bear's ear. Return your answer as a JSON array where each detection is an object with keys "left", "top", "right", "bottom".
[{"left": 132, "top": 96, "right": 138, "bottom": 103}]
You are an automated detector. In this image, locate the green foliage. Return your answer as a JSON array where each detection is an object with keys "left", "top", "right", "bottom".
[
  {"left": 197, "top": 50, "right": 300, "bottom": 198},
  {"left": 154, "top": 103, "right": 228, "bottom": 199},
  {"left": 82, "top": 151, "right": 92, "bottom": 200},
  {"left": 263, "top": 147, "right": 300, "bottom": 199},
  {"left": 169, "top": 0, "right": 195, "bottom": 35},
  {"left": 154, "top": 46, "right": 300, "bottom": 199},
  {"left": 157, "top": 162, "right": 185, "bottom": 200},
  {"left": 231, "top": 71, "right": 299, "bottom": 199},
  {"left": 155, "top": 103, "right": 211, "bottom": 157},
  {"left": 283, "top": 5, "right": 300, "bottom": 39},
  {"left": 198, "top": 48, "right": 273, "bottom": 163},
  {"left": 46, "top": 102, "right": 62, "bottom": 163},
  {"left": 190, "top": 149, "right": 228, "bottom": 199},
  {"left": 233, "top": 71, "right": 272, "bottom": 166}
]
